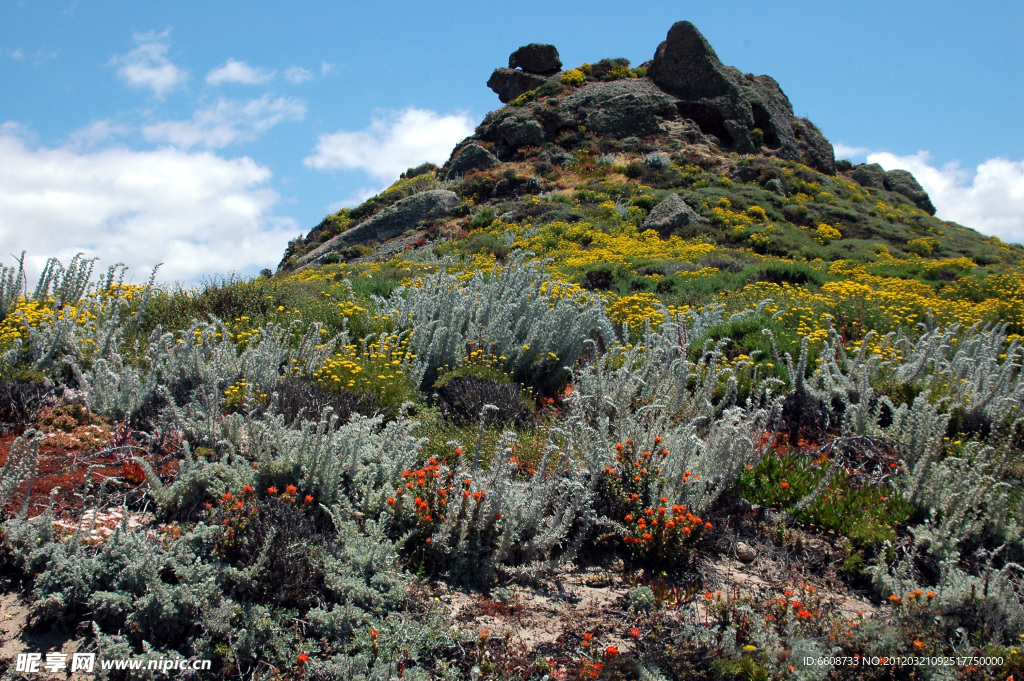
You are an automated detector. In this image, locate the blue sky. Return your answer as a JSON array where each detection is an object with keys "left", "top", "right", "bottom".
[{"left": 2, "top": 0, "right": 1022, "bottom": 282}]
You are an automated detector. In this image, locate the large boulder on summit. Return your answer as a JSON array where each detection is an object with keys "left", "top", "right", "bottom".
[
  {"left": 487, "top": 68, "right": 550, "bottom": 104},
  {"left": 641, "top": 193, "right": 706, "bottom": 237},
  {"left": 649, "top": 21, "right": 836, "bottom": 174},
  {"left": 884, "top": 169, "right": 936, "bottom": 215},
  {"left": 509, "top": 44, "right": 562, "bottom": 75},
  {"left": 297, "top": 190, "right": 459, "bottom": 267},
  {"left": 445, "top": 143, "right": 499, "bottom": 179}
]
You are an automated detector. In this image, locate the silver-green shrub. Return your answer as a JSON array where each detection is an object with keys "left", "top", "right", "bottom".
[
  {"left": 0, "top": 430, "right": 40, "bottom": 513},
  {"left": 378, "top": 252, "right": 616, "bottom": 391}
]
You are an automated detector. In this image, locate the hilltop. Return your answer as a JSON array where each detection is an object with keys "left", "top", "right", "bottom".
[{"left": 279, "top": 21, "right": 1019, "bottom": 284}]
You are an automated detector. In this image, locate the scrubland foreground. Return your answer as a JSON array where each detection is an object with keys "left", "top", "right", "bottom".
[{"left": 3, "top": 19, "right": 1024, "bottom": 681}]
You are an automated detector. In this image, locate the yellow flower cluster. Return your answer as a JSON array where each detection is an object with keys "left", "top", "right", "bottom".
[
  {"left": 314, "top": 333, "right": 415, "bottom": 398},
  {"left": 730, "top": 260, "right": 1024, "bottom": 347},
  {"left": 606, "top": 293, "right": 692, "bottom": 334},
  {"left": 224, "top": 379, "right": 268, "bottom": 410},
  {"left": 0, "top": 284, "right": 146, "bottom": 347},
  {"left": 509, "top": 220, "right": 717, "bottom": 272},
  {"left": 814, "top": 223, "right": 842, "bottom": 243}
]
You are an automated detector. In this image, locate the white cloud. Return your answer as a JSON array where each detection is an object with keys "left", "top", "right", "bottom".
[
  {"left": 109, "top": 30, "right": 186, "bottom": 98},
  {"left": 142, "top": 95, "right": 306, "bottom": 149},
  {"left": 304, "top": 108, "right": 476, "bottom": 181},
  {"left": 205, "top": 58, "right": 275, "bottom": 86},
  {"left": 0, "top": 127, "right": 297, "bottom": 282},
  {"left": 868, "top": 150, "right": 1024, "bottom": 244},
  {"left": 67, "top": 119, "right": 130, "bottom": 149},
  {"left": 833, "top": 143, "right": 870, "bottom": 161},
  {"left": 321, "top": 62, "right": 334, "bottom": 75},
  {"left": 10, "top": 48, "right": 24, "bottom": 60},
  {"left": 285, "top": 66, "right": 313, "bottom": 83}
]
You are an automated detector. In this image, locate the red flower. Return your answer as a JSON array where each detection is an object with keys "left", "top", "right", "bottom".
[
  {"left": 604, "top": 646, "right": 618, "bottom": 659},
  {"left": 221, "top": 493, "right": 233, "bottom": 502},
  {"left": 629, "top": 627, "right": 641, "bottom": 639},
  {"left": 455, "top": 447, "right": 464, "bottom": 455},
  {"left": 297, "top": 653, "right": 309, "bottom": 665},
  {"left": 241, "top": 485, "right": 254, "bottom": 495},
  {"left": 780, "top": 481, "right": 790, "bottom": 490},
  {"left": 285, "top": 484, "right": 298, "bottom": 495},
  {"left": 267, "top": 486, "right": 278, "bottom": 495},
  {"left": 387, "top": 497, "right": 395, "bottom": 505},
  {"left": 370, "top": 629, "right": 378, "bottom": 638},
  {"left": 304, "top": 495, "right": 314, "bottom": 504}
]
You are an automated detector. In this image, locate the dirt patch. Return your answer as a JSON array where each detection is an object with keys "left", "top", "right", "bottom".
[{"left": 0, "top": 590, "right": 90, "bottom": 680}]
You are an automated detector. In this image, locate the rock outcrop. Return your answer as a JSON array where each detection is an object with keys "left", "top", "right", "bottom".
[
  {"left": 444, "top": 143, "right": 499, "bottom": 179},
  {"left": 850, "top": 163, "right": 936, "bottom": 215},
  {"left": 295, "top": 190, "right": 459, "bottom": 268},
  {"left": 487, "top": 69, "right": 551, "bottom": 104},
  {"left": 475, "top": 24, "right": 836, "bottom": 173},
  {"left": 883, "top": 169, "right": 936, "bottom": 215},
  {"left": 851, "top": 162, "right": 887, "bottom": 189},
  {"left": 649, "top": 21, "right": 834, "bottom": 173},
  {"left": 509, "top": 44, "right": 562, "bottom": 75},
  {"left": 488, "top": 43, "right": 563, "bottom": 103}
]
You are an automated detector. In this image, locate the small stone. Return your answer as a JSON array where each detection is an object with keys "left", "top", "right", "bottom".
[{"left": 736, "top": 542, "right": 758, "bottom": 563}]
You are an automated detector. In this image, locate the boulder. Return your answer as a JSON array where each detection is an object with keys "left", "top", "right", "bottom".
[
  {"left": 297, "top": 190, "right": 459, "bottom": 267},
  {"left": 509, "top": 43, "right": 562, "bottom": 75},
  {"left": 641, "top": 193, "right": 705, "bottom": 236},
  {"left": 851, "top": 163, "right": 886, "bottom": 189},
  {"left": 445, "top": 143, "right": 499, "bottom": 179},
  {"left": 487, "top": 68, "right": 549, "bottom": 104},
  {"left": 648, "top": 21, "right": 835, "bottom": 174},
  {"left": 736, "top": 542, "right": 758, "bottom": 563},
  {"left": 764, "top": 178, "right": 786, "bottom": 196},
  {"left": 884, "top": 169, "right": 936, "bottom": 215}
]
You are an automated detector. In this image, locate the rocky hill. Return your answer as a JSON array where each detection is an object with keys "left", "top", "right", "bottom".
[{"left": 278, "top": 20, "right": 1018, "bottom": 277}]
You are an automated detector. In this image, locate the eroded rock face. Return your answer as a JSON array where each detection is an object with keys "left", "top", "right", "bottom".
[
  {"left": 296, "top": 190, "right": 459, "bottom": 267},
  {"left": 648, "top": 21, "right": 835, "bottom": 174},
  {"left": 562, "top": 80, "right": 679, "bottom": 138},
  {"left": 509, "top": 43, "right": 562, "bottom": 75}
]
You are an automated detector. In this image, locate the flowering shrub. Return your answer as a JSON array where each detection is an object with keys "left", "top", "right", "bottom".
[{"left": 313, "top": 332, "right": 417, "bottom": 413}]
